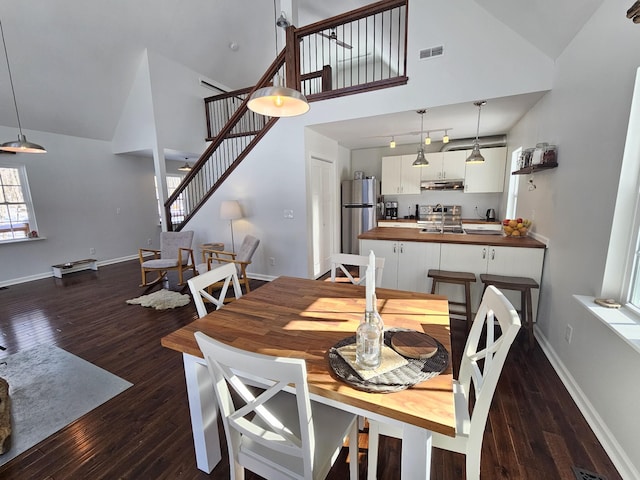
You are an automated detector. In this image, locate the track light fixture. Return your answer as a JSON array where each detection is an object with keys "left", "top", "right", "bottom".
[
  {"left": 389, "top": 137, "right": 396, "bottom": 148},
  {"left": 424, "top": 132, "right": 431, "bottom": 145},
  {"left": 442, "top": 129, "right": 450, "bottom": 144}
]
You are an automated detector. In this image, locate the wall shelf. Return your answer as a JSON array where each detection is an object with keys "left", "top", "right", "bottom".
[{"left": 511, "top": 162, "right": 558, "bottom": 175}]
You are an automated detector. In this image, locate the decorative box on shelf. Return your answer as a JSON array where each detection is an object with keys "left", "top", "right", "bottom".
[{"left": 512, "top": 143, "right": 558, "bottom": 175}]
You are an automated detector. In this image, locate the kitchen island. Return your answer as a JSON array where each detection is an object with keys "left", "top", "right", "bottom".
[{"left": 359, "top": 226, "right": 546, "bottom": 321}]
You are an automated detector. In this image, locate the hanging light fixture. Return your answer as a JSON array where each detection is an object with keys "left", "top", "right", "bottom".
[
  {"left": 389, "top": 136, "right": 396, "bottom": 148},
  {"left": 247, "top": 1, "right": 309, "bottom": 117},
  {"left": 0, "top": 18, "right": 46, "bottom": 153},
  {"left": 442, "top": 129, "right": 450, "bottom": 144},
  {"left": 466, "top": 101, "right": 487, "bottom": 163},
  {"left": 412, "top": 109, "right": 429, "bottom": 167},
  {"left": 275, "top": 11, "right": 290, "bottom": 28},
  {"left": 424, "top": 131, "right": 431, "bottom": 145},
  {"left": 178, "top": 159, "right": 192, "bottom": 172}
]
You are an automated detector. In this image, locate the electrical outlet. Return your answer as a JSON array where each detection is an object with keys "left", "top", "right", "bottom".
[
  {"left": 565, "top": 324, "right": 573, "bottom": 344},
  {"left": 89, "top": 247, "right": 96, "bottom": 255},
  {"left": 269, "top": 257, "right": 276, "bottom": 266},
  {"left": 147, "top": 238, "right": 152, "bottom": 246}
]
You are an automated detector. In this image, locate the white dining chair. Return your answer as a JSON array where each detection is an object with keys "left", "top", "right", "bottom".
[
  {"left": 188, "top": 263, "right": 243, "bottom": 317},
  {"left": 194, "top": 332, "right": 359, "bottom": 480},
  {"left": 330, "top": 253, "right": 385, "bottom": 287},
  {"left": 367, "top": 285, "right": 521, "bottom": 480}
]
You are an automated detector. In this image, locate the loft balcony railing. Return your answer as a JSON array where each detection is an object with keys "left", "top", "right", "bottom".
[{"left": 167, "top": 0, "right": 407, "bottom": 231}]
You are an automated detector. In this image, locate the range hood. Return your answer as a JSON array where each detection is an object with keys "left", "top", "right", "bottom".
[{"left": 420, "top": 179, "right": 464, "bottom": 190}]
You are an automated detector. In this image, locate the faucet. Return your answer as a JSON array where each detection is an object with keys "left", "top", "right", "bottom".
[{"left": 434, "top": 203, "right": 444, "bottom": 233}]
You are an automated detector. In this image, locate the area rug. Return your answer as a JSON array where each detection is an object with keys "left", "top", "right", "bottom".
[
  {"left": 126, "top": 289, "right": 191, "bottom": 310},
  {"left": 0, "top": 344, "right": 132, "bottom": 467}
]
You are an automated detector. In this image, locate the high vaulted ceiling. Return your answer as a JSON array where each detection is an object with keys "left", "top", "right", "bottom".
[{"left": 0, "top": 0, "right": 603, "bottom": 146}]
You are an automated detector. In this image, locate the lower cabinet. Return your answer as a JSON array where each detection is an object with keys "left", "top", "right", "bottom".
[
  {"left": 360, "top": 239, "right": 440, "bottom": 293},
  {"left": 439, "top": 243, "right": 544, "bottom": 321}
]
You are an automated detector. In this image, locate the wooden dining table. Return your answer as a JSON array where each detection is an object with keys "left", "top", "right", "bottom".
[{"left": 161, "top": 275, "right": 456, "bottom": 479}]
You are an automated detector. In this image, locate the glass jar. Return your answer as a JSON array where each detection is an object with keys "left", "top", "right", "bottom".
[
  {"left": 542, "top": 144, "right": 557, "bottom": 165},
  {"left": 356, "top": 310, "right": 383, "bottom": 369}
]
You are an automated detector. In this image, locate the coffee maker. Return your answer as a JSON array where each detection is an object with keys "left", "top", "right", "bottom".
[{"left": 385, "top": 201, "right": 398, "bottom": 219}]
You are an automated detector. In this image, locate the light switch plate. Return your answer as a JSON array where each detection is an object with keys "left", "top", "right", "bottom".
[{"left": 284, "top": 209, "right": 294, "bottom": 219}]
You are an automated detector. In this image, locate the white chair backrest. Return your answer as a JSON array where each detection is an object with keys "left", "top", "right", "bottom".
[
  {"left": 188, "top": 263, "right": 242, "bottom": 317},
  {"left": 160, "top": 231, "right": 194, "bottom": 260},
  {"left": 460, "top": 285, "right": 520, "bottom": 444},
  {"left": 330, "top": 252, "right": 385, "bottom": 287},
  {"left": 194, "top": 332, "right": 316, "bottom": 480}
]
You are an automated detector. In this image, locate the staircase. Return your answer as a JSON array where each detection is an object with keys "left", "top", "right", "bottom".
[{"left": 165, "top": 0, "right": 408, "bottom": 231}]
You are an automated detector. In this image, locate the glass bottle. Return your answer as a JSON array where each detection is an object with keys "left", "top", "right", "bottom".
[{"left": 356, "top": 310, "right": 383, "bottom": 369}]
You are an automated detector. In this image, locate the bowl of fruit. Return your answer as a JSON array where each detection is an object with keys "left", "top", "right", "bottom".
[{"left": 502, "top": 218, "right": 531, "bottom": 238}]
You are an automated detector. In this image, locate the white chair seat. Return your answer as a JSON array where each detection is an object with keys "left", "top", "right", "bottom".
[{"left": 142, "top": 259, "right": 180, "bottom": 268}]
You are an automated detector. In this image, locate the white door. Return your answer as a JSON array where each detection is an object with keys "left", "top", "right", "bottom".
[{"left": 310, "top": 156, "right": 336, "bottom": 278}]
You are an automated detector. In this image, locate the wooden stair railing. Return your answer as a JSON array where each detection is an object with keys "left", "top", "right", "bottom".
[{"left": 166, "top": 0, "right": 408, "bottom": 232}]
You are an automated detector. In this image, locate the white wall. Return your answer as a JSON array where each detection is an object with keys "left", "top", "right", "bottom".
[
  {"left": 507, "top": 1, "right": 640, "bottom": 476},
  {"left": 0, "top": 127, "right": 161, "bottom": 286}
]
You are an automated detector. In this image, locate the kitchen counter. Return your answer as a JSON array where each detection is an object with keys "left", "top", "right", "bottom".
[{"left": 359, "top": 226, "right": 546, "bottom": 248}]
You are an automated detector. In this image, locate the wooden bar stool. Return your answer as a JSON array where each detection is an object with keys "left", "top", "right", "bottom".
[
  {"left": 479, "top": 274, "right": 540, "bottom": 349},
  {"left": 428, "top": 269, "right": 476, "bottom": 332}
]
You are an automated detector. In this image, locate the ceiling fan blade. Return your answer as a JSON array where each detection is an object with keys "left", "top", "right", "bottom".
[{"left": 317, "top": 31, "right": 353, "bottom": 49}]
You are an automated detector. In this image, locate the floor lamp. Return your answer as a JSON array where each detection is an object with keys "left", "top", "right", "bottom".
[{"left": 220, "top": 200, "right": 242, "bottom": 253}]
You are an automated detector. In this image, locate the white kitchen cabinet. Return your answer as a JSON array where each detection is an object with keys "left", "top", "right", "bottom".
[
  {"left": 360, "top": 239, "right": 440, "bottom": 293},
  {"left": 464, "top": 146, "right": 507, "bottom": 193},
  {"left": 421, "top": 150, "right": 467, "bottom": 181},
  {"left": 381, "top": 155, "right": 421, "bottom": 195},
  {"left": 439, "top": 243, "right": 544, "bottom": 321}
]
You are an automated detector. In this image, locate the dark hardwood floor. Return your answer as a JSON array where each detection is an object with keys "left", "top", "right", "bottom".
[{"left": 0, "top": 260, "right": 621, "bottom": 479}]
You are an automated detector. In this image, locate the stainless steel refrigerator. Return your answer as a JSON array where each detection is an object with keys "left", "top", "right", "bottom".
[{"left": 341, "top": 178, "right": 380, "bottom": 254}]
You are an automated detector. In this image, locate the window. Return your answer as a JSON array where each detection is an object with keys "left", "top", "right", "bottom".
[
  {"left": 155, "top": 175, "right": 186, "bottom": 224},
  {"left": 505, "top": 147, "right": 521, "bottom": 219},
  {"left": 0, "top": 165, "right": 38, "bottom": 241}
]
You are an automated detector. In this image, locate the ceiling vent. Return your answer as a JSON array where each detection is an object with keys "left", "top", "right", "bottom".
[{"left": 419, "top": 45, "right": 444, "bottom": 60}]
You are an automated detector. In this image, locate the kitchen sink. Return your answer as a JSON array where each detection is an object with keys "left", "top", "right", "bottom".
[
  {"left": 420, "top": 227, "right": 465, "bottom": 234},
  {"left": 462, "top": 228, "right": 504, "bottom": 236}
]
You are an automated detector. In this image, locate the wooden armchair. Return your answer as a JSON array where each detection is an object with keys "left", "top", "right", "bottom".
[
  {"left": 138, "top": 231, "right": 196, "bottom": 287},
  {"left": 197, "top": 235, "right": 260, "bottom": 294}
]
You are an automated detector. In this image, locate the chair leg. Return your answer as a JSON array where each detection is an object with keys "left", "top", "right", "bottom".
[
  {"left": 367, "top": 421, "right": 380, "bottom": 480},
  {"left": 526, "top": 288, "right": 535, "bottom": 349},
  {"left": 348, "top": 419, "right": 359, "bottom": 480},
  {"left": 464, "top": 280, "right": 473, "bottom": 333}
]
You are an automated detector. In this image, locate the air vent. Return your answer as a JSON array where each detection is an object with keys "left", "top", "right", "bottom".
[
  {"left": 571, "top": 466, "right": 607, "bottom": 480},
  {"left": 419, "top": 45, "right": 444, "bottom": 59}
]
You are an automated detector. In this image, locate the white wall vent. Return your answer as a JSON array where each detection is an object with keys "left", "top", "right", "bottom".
[{"left": 419, "top": 45, "right": 444, "bottom": 59}]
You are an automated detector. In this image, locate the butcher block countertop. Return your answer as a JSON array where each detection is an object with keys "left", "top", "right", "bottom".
[{"left": 359, "top": 226, "right": 546, "bottom": 248}]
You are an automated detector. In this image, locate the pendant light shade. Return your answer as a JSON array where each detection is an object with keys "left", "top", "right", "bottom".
[
  {"left": 178, "top": 161, "right": 192, "bottom": 172},
  {"left": 247, "top": 75, "right": 309, "bottom": 117},
  {"left": 412, "top": 109, "right": 429, "bottom": 167},
  {"left": 0, "top": 19, "right": 46, "bottom": 154},
  {"left": 247, "top": 1, "right": 309, "bottom": 118},
  {"left": 466, "top": 101, "right": 486, "bottom": 164}
]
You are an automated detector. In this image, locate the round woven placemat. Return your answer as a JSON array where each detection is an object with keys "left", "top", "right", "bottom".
[{"left": 328, "top": 328, "right": 450, "bottom": 393}]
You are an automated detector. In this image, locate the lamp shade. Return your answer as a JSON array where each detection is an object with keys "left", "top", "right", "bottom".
[
  {"left": 220, "top": 200, "right": 242, "bottom": 220},
  {"left": 0, "top": 133, "right": 46, "bottom": 153},
  {"left": 247, "top": 85, "right": 309, "bottom": 117},
  {"left": 412, "top": 148, "right": 429, "bottom": 167},
  {"left": 466, "top": 143, "right": 485, "bottom": 163}
]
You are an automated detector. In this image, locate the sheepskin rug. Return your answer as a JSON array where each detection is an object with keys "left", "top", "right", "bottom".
[{"left": 126, "top": 289, "right": 191, "bottom": 310}]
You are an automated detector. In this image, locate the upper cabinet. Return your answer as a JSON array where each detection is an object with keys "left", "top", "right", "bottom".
[
  {"left": 381, "top": 155, "right": 421, "bottom": 195},
  {"left": 464, "top": 146, "right": 507, "bottom": 193},
  {"left": 421, "top": 150, "right": 467, "bottom": 181}
]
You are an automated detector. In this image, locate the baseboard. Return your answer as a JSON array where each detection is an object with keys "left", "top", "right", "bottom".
[
  {"left": 0, "top": 254, "right": 140, "bottom": 288},
  {"left": 535, "top": 330, "right": 638, "bottom": 480}
]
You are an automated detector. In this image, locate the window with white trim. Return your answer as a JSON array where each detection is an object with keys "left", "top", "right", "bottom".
[
  {"left": 155, "top": 175, "right": 186, "bottom": 224},
  {"left": 0, "top": 164, "right": 38, "bottom": 241},
  {"left": 505, "top": 147, "right": 521, "bottom": 219}
]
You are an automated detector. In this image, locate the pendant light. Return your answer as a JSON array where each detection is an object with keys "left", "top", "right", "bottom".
[
  {"left": 247, "top": 1, "right": 309, "bottom": 117},
  {"left": 178, "top": 159, "right": 192, "bottom": 172},
  {"left": 412, "top": 109, "right": 429, "bottom": 167},
  {"left": 0, "top": 18, "right": 46, "bottom": 153},
  {"left": 466, "top": 101, "right": 487, "bottom": 163}
]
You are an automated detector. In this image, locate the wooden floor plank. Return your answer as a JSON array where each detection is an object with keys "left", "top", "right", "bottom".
[{"left": 0, "top": 260, "right": 622, "bottom": 479}]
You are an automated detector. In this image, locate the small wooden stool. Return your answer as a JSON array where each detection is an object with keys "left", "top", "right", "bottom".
[
  {"left": 428, "top": 269, "right": 476, "bottom": 332},
  {"left": 479, "top": 274, "right": 539, "bottom": 349}
]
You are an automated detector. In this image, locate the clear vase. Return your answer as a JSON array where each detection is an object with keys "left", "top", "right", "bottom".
[{"left": 356, "top": 310, "right": 384, "bottom": 369}]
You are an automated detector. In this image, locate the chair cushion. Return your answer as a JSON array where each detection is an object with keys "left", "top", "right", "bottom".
[
  {"left": 234, "top": 235, "right": 260, "bottom": 275},
  {"left": 196, "top": 263, "right": 208, "bottom": 275},
  {"left": 160, "top": 231, "right": 194, "bottom": 258},
  {"left": 142, "top": 259, "right": 179, "bottom": 269}
]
